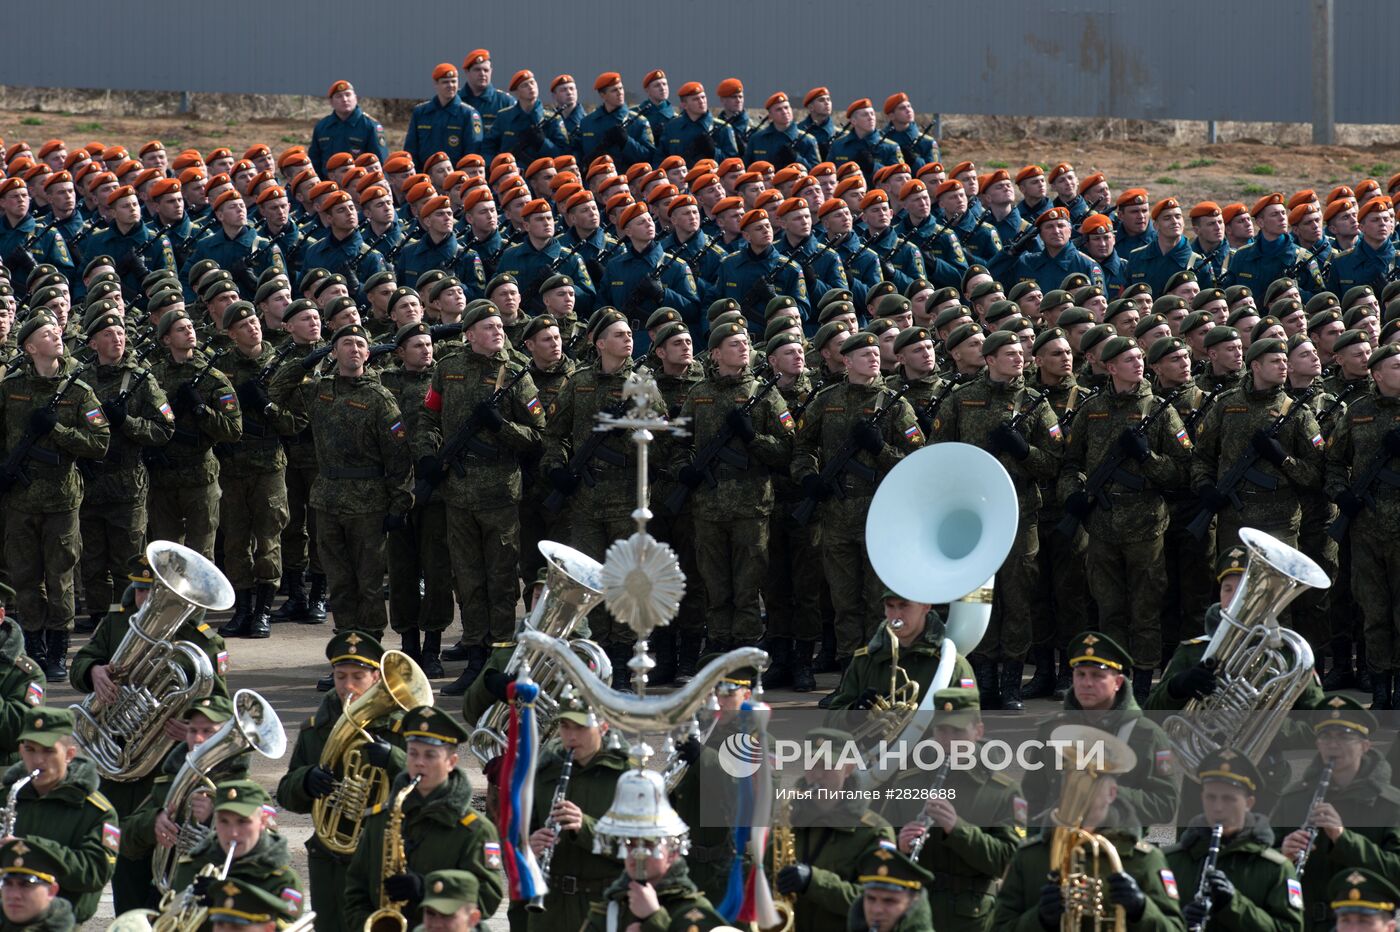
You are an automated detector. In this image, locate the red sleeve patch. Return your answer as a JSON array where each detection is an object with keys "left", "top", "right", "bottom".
[{"left": 423, "top": 387, "right": 443, "bottom": 413}]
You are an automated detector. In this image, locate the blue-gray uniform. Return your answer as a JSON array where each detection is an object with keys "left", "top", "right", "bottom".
[
  {"left": 662, "top": 229, "right": 727, "bottom": 311},
  {"left": 862, "top": 225, "right": 926, "bottom": 296},
  {"left": 1223, "top": 232, "right": 1325, "bottom": 299},
  {"left": 561, "top": 225, "right": 618, "bottom": 286},
  {"left": 718, "top": 244, "right": 810, "bottom": 329},
  {"left": 576, "top": 104, "right": 656, "bottom": 169},
  {"left": 179, "top": 224, "right": 281, "bottom": 301},
  {"left": 395, "top": 231, "right": 485, "bottom": 298},
  {"left": 827, "top": 231, "right": 882, "bottom": 311},
  {"left": 48, "top": 210, "right": 87, "bottom": 259},
  {"left": 746, "top": 124, "right": 821, "bottom": 169},
  {"left": 496, "top": 237, "right": 598, "bottom": 315},
  {"left": 62, "top": 216, "right": 103, "bottom": 273},
  {"left": 602, "top": 240, "right": 701, "bottom": 345},
  {"left": 307, "top": 106, "right": 387, "bottom": 176},
  {"left": 559, "top": 106, "right": 584, "bottom": 155},
  {"left": 1326, "top": 237, "right": 1398, "bottom": 294},
  {"left": 1126, "top": 236, "right": 1206, "bottom": 298},
  {"left": 264, "top": 222, "right": 304, "bottom": 288},
  {"left": 947, "top": 210, "right": 1004, "bottom": 267},
  {"left": 717, "top": 111, "right": 755, "bottom": 151},
  {"left": 1015, "top": 197, "right": 1053, "bottom": 227},
  {"left": 301, "top": 228, "right": 384, "bottom": 294},
  {"left": 899, "top": 214, "right": 966, "bottom": 288},
  {"left": 829, "top": 129, "right": 901, "bottom": 175},
  {"left": 403, "top": 96, "right": 483, "bottom": 167},
  {"left": 484, "top": 101, "right": 570, "bottom": 164},
  {"left": 1055, "top": 194, "right": 1092, "bottom": 226},
  {"left": 660, "top": 112, "right": 739, "bottom": 162},
  {"left": 798, "top": 115, "right": 837, "bottom": 160},
  {"left": 464, "top": 228, "right": 510, "bottom": 280},
  {"left": 776, "top": 233, "right": 849, "bottom": 313},
  {"left": 1113, "top": 221, "right": 1155, "bottom": 260},
  {"left": 883, "top": 124, "right": 939, "bottom": 171},
  {"left": 1100, "top": 251, "right": 1130, "bottom": 296},
  {"left": 359, "top": 221, "right": 408, "bottom": 272},
  {"left": 83, "top": 221, "right": 176, "bottom": 297},
  {"left": 1193, "top": 240, "right": 1233, "bottom": 286},
  {"left": 157, "top": 214, "right": 199, "bottom": 272},
  {"left": 0, "top": 213, "right": 73, "bottom": 288},
  {"left": 637, "top": 98, "right": 675, "bottom": 138},
  {"left": 1012, "top": 242, "right": 1105, "bottom": 294},
  {"left": 991, "top": 210, "right": 1036, "bottom": 254},
  {"left": 459, "top": 85, "right": 515, "bottom": 138}
]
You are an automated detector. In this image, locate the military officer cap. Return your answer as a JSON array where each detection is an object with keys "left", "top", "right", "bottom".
[
  {"left": 83, "top": 306, "right": 123, "bottom": 340},
  {"left": 362, "top": 269, "right": 397, "bottom": 294},
  {"left": 415, "top": 269, "right": 448, "bottom": 294},
  {"left": 1196, "top": 748, "right": 1261, "bottom": 794},
  {"left": 857, "top": 841, "right": 935, "bottom": 893},
  {"left": 1307, "top": 309, "right": 1345, "bottom": 334},
  {"left": 557, "top": 690, "right": 597, "bottom": 726},
  {"left": 15, "top": 313, "right": 57, "bottom": 348},
  {"left": 1313, "top": 694, "right": 1377, "bottom": 738},
  {"left": 394, "top": 322, "right": 431, "bottom": 348},
  {"left": 1332, "top": 329, "right": 1370, "bottom": 353},
  {"left": 1151, "top": 296, "right": 1188, "bottom": 318},
  {"left": 19, "top": 707, "right": 73, "bottom": 747},
  {"left": 1216, "top": 544, "right": 1247, "bottom": 581},
  {"left": 1098, "top": 336, "right": 1135, "bottom": 363},
  {"left": 592, "top": 309, "right": 629, "bottom": 341},
  {"left": 281, "top": 299, "right": 317, "bottom": 324},
  {"left": 1263, "top": 278, "right": 1299, "bottom": 306},
  {"left": 1341, "top": 284, "right": 1377, "bottom": 312},
  {"left": 1343, "top": 307, "right": 1379, "bottom": 331},
  {"left": 207, "top": 876, "right": 297, "bottom": 926},
  {"left": 1305, "top": 291, "right": 1340, "bottom": 315},
  {"left": 945, "top": 322, "right": 985, "bottom": 352},
  {"left": 1032, "top": 327, "right": 1069, "bottom": 355},
  {"left": 818, "top": 300, "right": 858, "bottom": 324},
  {"left": 932, "top": 686, "right": 981, "bottom": 727},
  {"left": 1192, "top": 289, "right": 1227, "bottom": 311},
  {"left": 212, "top": 779, "right": 272, "bottom": 818},
  {"left": 1133, "top": 314, "right": 1169, "bottom": 339},
  {"left": 862, "top": 316, "right": 898, "bottom": 337},
  {"left": 521, "top": 315, "right": 559, "bottom": 342},
  {"left": 422, "top": 869, "right": 481, "bottom": 915},
  {"left": 330, "top": 323, "right": 367, "bottom": 348},
  {"left": 185, "top": 694, "right": 236, "bottom": 724},
  {"left": 151, "top": 287, "right": 185, "bottom": 314},
  {"left": 485, "top": 272, "right": 518, "bottom": 298},
  {"left": 1202, "top": 326, "right": 1240, "bottom": 348},
  {"left": 1369, "top": 343, "right": 1400, "bottom": 369},
  {"left": 817, "top": 289, "right": 854, "bottom": 312},
  {"left": 1386, "top": 302, "right": 1400, "bottom": 327},
  {"left": 905, "top": 278, "right": 934, "bottom": 300},
  {"left": 812, "top": 321, "right": 852, "bottom": 353},
  {"left": 1244, "top": 337, "right": 1287, "bottom": 366},
  {"left": 969, "top": 279, "right": 1003, "bottom": 302},
  {"left": 1223, "top": 285, "right": 1253, "bottom": 306},
  {"left": 156, "top": 309, "right": 192, "bottom": 340},
  {"left": 840, "top": 331, "right": 879, "bottom": 356},
  {"left": 867, "top": 281, "right": 898, "bottom": 305},
  {"left": 539, "top": 274, "right": 573, "bottom": 295},
  {"left": 892, "top": 326, "right": 933, "bottom": 355},
  {"left": 403, "top": 705, "right": 469, "bottom": 746},
  {"left": 142, "top": 267, "right": 178, "bottom": 293},
  {"left": 83, "top": 253, "right": 117, "bottom": 277},
  {"left": 222, "top": 301, "right": 258, "bottom": 332},
  {"left": 655, "top": 321, "right": 690, "bottom": 349},
  {"left": 256, "top": 265, "right": 287, "bottom": 288},
  {"left": 0, "top": 837, "right": 66, "bottom": 886},
  {"left": 764, "top": 295, "right": 799, "bottom": 320},
  {"left": 960, "top": 265, "right": 991, "bottom": 293},
  {"left": 462, "top": 302, "right": 502, "bottom": 331},
  {"left": 926, "top": 286, "right": 960, "bottom": 308},
  {"left": 875, "top": 294, "right": 912, "bottom": 319},
  {"left": 645, "top": 307, "right": 682, "bottom": 330},
  {"left": 1072, "top": 285, "right": 1105, "bottom": 308},
  {"left": 387, "top": 286, "right": 422, "bottom": 316},
  {"left": 1103, "top": 298, "right": 1135, "bottom": 323},
  {"left": 326, "top": 630, "right": 384, "bottom": 669},
  {"left": 1079, "top": 324, "right": 1115, "bottom": 355},
  {"left": 767, "top": 332, "right": 804, "bottom": 355},
  {"left": 203, "top": 278, "right": 240, "bottom": 304},
  {"left": 1328, "top": 868, "right": 1400, "bottom": 917},
  {"left": 1147, "top": 336, "right": 1188, "bottom": 365},
  {"left": 1067, "top": 631, "right": 1133, "bottom": 672},
  {"left": 1059, "top": 272, "right": 1093, "bottom": 292},
  {"left": 933, "top": 305, "right": 973, "bottom": 331},
  {"left": 1163, "top": 269, "right": 1198, "bottom": 292}
]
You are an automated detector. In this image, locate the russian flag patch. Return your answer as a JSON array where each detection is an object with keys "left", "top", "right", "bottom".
[
  {"left": 158, "top": 401, "right": 174, "bottom": 421},
  {"left": 778, "top": 410, "right": 794, "bottom": 429},
  {"left": 959, "top": 678, "right": 976, "bottom": 689},
  {"left": 904, "top": 424, "right": 920, "bottom": 440},
  {"left": 1048, "top": 422, "right": 1062, "bottom": 440},
  {"left": 1287, "top": 879, "right": 1303, "bottom": 909},
  {"left": 1159, "top": 868, "right": 1178, "bottom": 899},
  {"left": 280, "top": 887, "right": 303, "bottom": 914},
  {"left": 484, "top": 841, "right": 502, "bottom": 869},
  {"left": 389, "top": 420, "right": 406, "bottom": 440},
  {"left": 85, "top": 407, "right": 107, "bottom": 427},
  {"left": 219, "top": 392, "right": 237, "bottom": 412},
  {"left": 526, "top": 397, "right": 543, "bottom": 416},
  {"left": 25, "top": 682, "right": 42, "bottom": 706},
  {"left": 1311, "top": 432, "right": 1324, "bottom": 449},
  {"left": 103, "top": 822, "right": 121, "bottom": 851},
  {"left": 216, "top": 650, "right": 229, "bottom": 675}
]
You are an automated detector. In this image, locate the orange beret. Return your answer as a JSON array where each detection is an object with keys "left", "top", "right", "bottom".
[
  {"left": 139, "top": 140, "right": 168, "bottom": 158},
  {"left": 491, "top": 152, "right": 517, "bottom": 171},
  {"left": 522, "top": 197, "right": 551, "bottom": 218},
  {"left": 21, "top": 164, "right": 50, "bottom": 183},
  {"left": 833, "top": 176, "right": 865, "bottom": 199},
  {"left": 749, "top": 159, "right": 772, "bottom": 176},
  {"left": 358, "top": 184, "right": 389, "bottom": 204},
  {"left": 488, "top": 163, "right": 518, "bottom": 187},
  {"left": 1388, "top": 173, "right": 1400, "bottom": 194},
  {"left": 1080, "top": 213, "right": 1113, "bottom": 235},
  {"left": 619, "top": 201, "right": 649, "bottom": 229},
  {"left": 1015, "top": 164, "right": 1044, "bottom": 184},
  {"left": 101, "top": 145, "right": 128, "bottom": 161},
  {"left": 132, "top": 168, "right": 163, "bottom": 190},
  {"left": 691, "top": 172, "right": 722, "bottom": 194},
  {"left": 1035, "top": 206, "right": 1071, "bottom": 227},
  {"left": 276, "top": 150, "right": 308, "bottom": 171},
  {"left": 836, "top": 162, "right": 864, "bottom": 181},
  {"left": 735, "top": 171, "right": 762, "bottom": 189},
  {"left": 381, "top": 157, "right": 411, "bottom": 176},
  {"left": 1324, "top": 197, "right": 1357, "bottom": 223},
  {"left": 625, "top": 162, "right": 654, "bottom": 184},
  {"left": 525, "top": 157, "right": 555, "bottom": 180},
  {"left": 643, "top": 70, "right": 666, "bottom": 88},
  {"left": 565, "top": 190, "right": 595, "bottom": 213},
  {"left": 420, "top": 194, "right": 451, "bottom": 216},
  {"left": 84, "top": 142, "right": 105, "bottom": 157},
  {"left": 179, "top": 167, "right": 208, "bottom": 187},
  {"left": 463, "top": 49, "right": 490, "bottom": 68},
  {"left": 64, "top": 150, "right": 92, "bottom": 171},
  {"left": 1048, "top": 162, "right": 1074, "bottom": 183},
  {"left": 1249, "top": 193, "right": 1284, "bottom": 216},
  {"left": 818, "top": 197, "right": 846, "bottom": 219},
  {"left": 0, "top": 178, "right": 23, "bottom": 199},
  {"left": 431, "top": 63, "right": 457, "bottom": 81},
  {"left": 717, "top": 158, "right": 745, "bottom": 178},
  {"left": 872, "top": 166, "right": 895, "bottom": 185},
  {"left": 765, "top": 92, "right": 789, "bottom": 111},
  {"left": 36, "top": 139, "right": 64, "bottom": 159},
  {"left": 898, "top": 179, "right": 927, "bottom": 200},
  {"left": 1358, "top": 196, "right": 1394, "bottom": 221},
  {"left": 327, "top": 80, "right": 352, "bottom": 98},
  {"left": 243, "top": 145, "right": 270, "bottom": 162},
  {"left": 803, "top": 87, "right": 830, "bottom": 107},
  {"left": 739, "top": 208, "right": 769, "bottom": 230},
  {"left": 358, "top": 171, "right": 387, "bottom": 194},
  {"left": 754, "top": 189, "right": 783, "bottom": 210},
  {"left": 713, "top": 195, "right": 744, "bottom": 215},
  {"left": 105, "top": 184, "right": 138, "bottom": 207},
  {"left": 1327, "top": 184, "right": 1354, "bottom": 203},
  {"left": 206, "top": 172, "right": 232, "bottom": 191},
  {"left": 678, "top": 82, "right": 704, "bottom": 98},
  {"left": 950, "top": 161, "right": 976, "bottom": 177},
  {"left": 422, "top": 152, "right": 450, "bottom": 173},
  {"left": 499, "top": 185, "right": 529, "bottom": 208},
  {"left": 647, "top": 183, "right": 679, "bottom": 205},
  {"left": 1356, "top": 179, "right": 1381, "bottom": 197},
  {"left": 1189, "top": 201, "right": 1222, "bottom": 219},
  {"left": 883, "top": 92, "right": 909, "bottom": 115},
  {"left": 550, "top": 74, "right": 573, "bottom": 92},
  {"left": 984, "top": 168, "right": 1011, "bottom": 188},
  {"left": 667, "top": 194, "right": 698, "bottom": 216},
  {"left": 772, "top": 165, "right": 804, "bottom": 187},
  {"left": 915, "top": 162, "right": 944, "bottom": 180},
  {"left": 810, "top": 161, "right": 836, "bottom": 178},
  {"left": 658, "top": 156, "right": 686, "bottom": 174},
  {"left": 586, "top": 158, "right": 616, "bottom": 184},
  {"left": 326, "top": 152, "right": 354, "bottom": 172},
  {"left": 593, "top": 72, "right": 621, "bottom": 92},
  {"left": 73, "top": 163, "right": 99, "bottom": 186},
  {"left": 1117, "top": 188, "right": 1149, "bottom": 208},
  {"left": 149, "top": 177, "right": 181, "bottom": 199},
  {"left": 1221, "top": 202, "right": 1247, "bottom": 224},
  {"left": 775, "top": 197, "right": 807, "bottom": 217},
  {"left": 205, "top": 148, "right": 232, "bottom": 164},
  {"left": 509, "top": 70, "right": 534, "bottom": 92},
  {"left": 717, "top": 78, "right": 743, "bottom": 98},
  {"left": 1287, "top": 189, "right": 1318, "bottom": 210},
  {"left": 255, "top": 185, "right": 286, "bottom": 205},
  {"left": 597, "top": 175, "right": 627, "bottom": 197},
  {"left": 406, "top": 181, "right": 436, "bottom": 205},
  {"left": 859, "top": 190, "right": 889, "bottom": 210},
  {"left": 462, "top": 187, "right": 494, "bottom": 211},
  {"left": 549, "top": 171, "right": 578, "bottom": 193},
  {"left": 212, "top": 189, "right": 242, "bottom": 211},
  {"left": 932, "top": 179, "right": 963, "bottom": 199},
  {"left": 1288, "top": 202, "right": 1321, "bottom": 226},
  {"left": 1077, "top": 172, "right": 1106, "bottom": 196},
  {"left": 792, "top": 174, "right": 819, "bottom": 195},
  {"left": 40, "top": 170, "right": 72, "bottom": 191},
  {"left": 846, "top": 98, "right": 873, "bottom": 119},
  {"left": 603, "top": 193, "right": 634, "bottom": 218},
  {"left": 1150, "top": 197, "right": 1180, "bottom": 220},
  {"left": 113, "top": 160, "right": 141, "bottom": 181},
  {"left": 323, "top": 190, "right": 353, "bottom": 210}
]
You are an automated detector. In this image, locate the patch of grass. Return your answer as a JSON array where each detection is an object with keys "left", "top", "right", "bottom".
[
  {"left": 1348, "top": 163, "right": 1367, "bottom": 174},
  {"left": 1155, "top": 176, "right": 1178, "bottom": 185},
  {"left": 1164, "top": 162, "right": 1182, "bottom": 171},
  {"left": 19, "top": 117, "right": 42, "bottom": 126},
  {"left": 985, "top": 160, "right": 1007, "bottom": 169},
  {"left": 1241, "top": 182, "right": 1270, "bottom": 195},
  {"left": 1327, "top": 177, "right": 1340, "bottom": 184},
  {"left": 74, "top": 121, "right": 103, "bottom": 133},
  {"left": 1370, "top": 162, "right": 1392, "bottom": 176},
  {"left": 1247, "top": 164, "right": 1276, "bottom": 176},
  {"left": 1185, "top": 158, "right": 1216, "bottom": 169},
  {"left": 279, "top": 135, "right": 301, "bottom": 145},
  {"left": 224, "top": 118, "right": 239, "bottom": 127}
]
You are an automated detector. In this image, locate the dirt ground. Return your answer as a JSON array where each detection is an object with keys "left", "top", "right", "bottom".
[{"left": 4, "top": 104, "right": 1400, "bottom": 210}]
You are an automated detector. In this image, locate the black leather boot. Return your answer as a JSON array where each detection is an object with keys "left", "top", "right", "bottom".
[
  {"left": 1053, "top": 652, "right": 1072, "bottom": 700},
  {"left": 1391, "top": 671, "right": 1400, "bottom": 712},
  {"left": 1371, "top": 672, "right": 1392, "bottom": 711},
  {"left": 761, "top": 638, "right": 794, "bottom": 690},
  {"left": 44, "top": 630, "right": 69, "bottom": 681},
  {"left": 441, "top": 645, "right": 490, "bottom": 697},
  {"left": 676, "top": 633, "right": 702, "bottom": 683},
  {"left": 650, "top": 628, "right": 677, "bottom": 686},
  {"left": 971, "top": 656, "right": 1001, "bottom": 710},
  {"left": 1132, "top": 667, "right": 1154, "bottom": 707},
  {"left": 790, "top": 640, "right": 817, "bottom": 692},
  {"left": 219, "top": 590, "right": 253, "bottom": 638},
  {"left": 1021, "top": 644, "right": 1057, "bottom": 701},
  {"left": 21, "top": 629, "right": 45, "bottom": 669},
  {"left": 249, "top": 584, "right": 276, "bottom": 639},
  {"left": 421, "top": 631, "right": 444, "bottom": 678},
  {"left": 272, "top": 571, "right": 308, "bottom": 622},
  {"left": 1322, "top": 636, "right": 1357, "bottom": 689},
  {"left": 815, "top": 625, "right": 840, "bottom": 673},
  {"left": 400, "top": 629, "right": 422, "bottom": 664},
  {"left": 442, "top": 641, "right": 472, "bottom": 662},
  {"left": 999, "top": 661, "right": 1025, "bottom": 712},
  {"left": 74, "top": 612, "right": 101, "bottom": 634},
  {"left": 299, "top": 574, "right": 328, "bottom": 624},
  {"left": 1357, "top": 639, "right": 1372, "bottom": 691},
  {"left": 607, "top": 643, "right": 635, "bottom": 693}
]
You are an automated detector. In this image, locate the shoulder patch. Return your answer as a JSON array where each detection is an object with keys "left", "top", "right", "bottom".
[
  {"left": 991, "top": 772, "right": 1016, "bottom": 788},
  {"left": 1260, "top": 847, "right": 1289, "bottom": 866},
  {"left": 86, "top": 791, "right": 115, "bottom": 812},
  {"left": 853, "top": 647, "right": 869, "bottom": 657},
  {"left": 860, "top": 810, "right": 881, "bottom": 826},
  {"left": 460, "top": 811, "right": 478, "bottom": 828}
]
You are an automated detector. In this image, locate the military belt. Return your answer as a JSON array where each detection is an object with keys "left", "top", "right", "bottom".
[
  {"left": 1241, "top": 467, "right": 1279, "bottom": 491},
  {"left": 553, "top": 875, "right": 609, "bottom": 896},
  {"left": 323, "top": 466, "right": 384, "bottom": 480},
  {"left": 169, "top": 426, "right": 202, "bottom": 446},
  {"left": 24, "top": 447, "right": 61, "bottom": 467}
]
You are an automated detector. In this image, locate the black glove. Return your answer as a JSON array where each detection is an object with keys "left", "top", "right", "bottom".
[
  {"left": 751, "top": 280, "right": 779, "bottom": 304},
  {"left": 1167, "top": 662, "right": 1218, "bottom": 701},
  {"left": 850, "top": 686, "right": 881, "bottom": 711},
  {"left": 775, "top": 864, "right": 812, "bottom": 895},
  {"left": 519, "top": 122, "right": 546, "bottom": 148},
  {"left": 192, "top": 873, "right": 217, "bottom": 905},
  {"left": 633, "top": 275, "right": 665, "bottom": 305},
  {"left": 382, "top": 513, "right": 408, "bottom": 533},
  {"left": 989, "top": 422, "right": 1030, "bottom": 461},
  {"left": 115, "top": 249, "right": 149, "bottom": 279},
  {"left": 415, "top": 455, "right": 444, "bottom": 485},
  {"left": 1197, "top": 484, "right": 1230, "bottom": 513},
  {"left": 1009, "top": 232, "right": 1039, "bottom": 257},
  {"left": 800, "top": 473, "right": 829, "bottom": 501},
  {"left": 236, "top": 380, "right": 269, "bottom": 413},
  {"left": 1251, "top": 429, "right": 1288, "bottom": 467},
  {"left": 27, "top": 407, "right": 58, "bottom": 437},
  {"left": 176, "top": 381, "right": 204, "bottom": 416},
  {"left": 678, "top": 463, "right": 706, "bottom": 488},
  {"left": 303, "top": 765, "right": 336, "bottom": 799},
  {"left": 1336, "top": 488, "right": 1366, "bottom": 517},
  {"left": 678, "top": 735, "right": 704, "bottom": 764},
  {"left": 383, "top": 871, "right": 425, "bottom": 906},
  {"left": 1106, "top": 872, "right": 1147, "bottom": 922},
  {"left": 1202, "top": 867, "right": 1235, "bottom": 912},
  {"left": 1117, "top": 428, "right": 1150, "bottom": 462},
  {"left": 851, "top": 419, "right": 884, "bottom": 454},
  {"left": 1183, "top": 900, "right": 1210, "bottom": 931},
  {"left": 1037, "top": 878, "right": 1065, "bottom": 931},
  {"left": 4, "top": 248, "right": 36, "bottom": 277},
  {"left": 601, "top": 124, "right": 628, "bottom": 148},
  {"left": 232, "top": 266, "right": 260, "bottom": 299},
  {"left": 483, "top": 669, "right": 512, "bottom": 702},
  {"left": 101, "top": 397, "right": 127, "bottom": 429},
  {"left": 474, "top": 400, "right": 506, "bottom": 432},
  {"left": 548, "top": 466, "right": 579, "bottom": 494},
  {"left": 363, "top": 737, "right": 395, "bottom": 769},
  {"left": 727, "top": 407, "right": 756, "bottom": 443},
  {"left": 1064, "top": 490, "right": 1093, "bottom": 519},
  {"left": 1385, "top": 428, "right": 1400, "bottom": 457}
]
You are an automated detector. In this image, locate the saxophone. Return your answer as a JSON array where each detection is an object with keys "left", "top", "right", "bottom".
[
  {"left": 364, "top": 775, "right": 422, "bottom": 932},
  {"left": 765, "top": 796, "right": 796, "bottom": 932},
  {"left": 0, "top": 769, "right": 39, "bottom": 838},
  {"left": 528, "top": 749, "right": 573, "bottom": 912}
]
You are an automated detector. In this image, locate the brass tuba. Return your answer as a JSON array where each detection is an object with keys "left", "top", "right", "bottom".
[
  {"left": 71, "top": 541, "right": 235, "bottom": 782},
  {"left": 364, "top": 775, "right": 421, "bottom": 932},
  {"left": 1047, "top": 725, "right": 1139, "bottom": 932},
  {"left": 313, "top": 651, "right": 433, "bottom": 856},
  {"left": 153, "top": 690, "right": 287, "bottom": 894},
  {"left": 468, "top": 541, "right": 610, "bottom": 765},
  {"left": 1163, "top": 527, "right": 1330, "bottom": 775}
]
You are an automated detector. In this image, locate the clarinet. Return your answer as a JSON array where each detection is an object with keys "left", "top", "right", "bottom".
[
  {"left": 1294, "top": 761, "right": 1333, "bottom": 880},
  {"left": 906, "top": 760, "right": 951, "bottom": 861},
  {"left": 1187, "top": 823, "right": 1224, "bottom": 932},
  {"left": 528, "top": 749, "right": 574, "bottom": 912}
]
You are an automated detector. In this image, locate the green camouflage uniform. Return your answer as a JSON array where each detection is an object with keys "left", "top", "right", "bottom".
[
  {"left": 650, "top": 361, "right": 707, "bottom": 647},
  {"left": 765, "top": 372, "right": 824, "bottom": 647},
  {"left": 1033, "top": 375, "right": 1092, "bottom": 660},
  {"left": 0, "top": 619, "right": 43, "bottom": 766},
  {"left": 268, "top": 343, "right": 325, "bottom": 586},
  {"left": 519, "top": 356, "right": 575, "bottom": 585},
  {"left": 1160, "top": 382, "right": 1215, "bottom": 648},
  {"left": 1289, "top": 382, "right": 1342, "bottom": 650},
  {"left": 1165, "top": 814, "right": 1305, "bottom": 932}
]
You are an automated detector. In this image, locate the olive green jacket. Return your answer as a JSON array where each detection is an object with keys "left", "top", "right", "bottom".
[
  {"left": 305, "top": 373, "right": 412, "bottom": 516},
  {"left": 80, "top": 359, "right": 173, "bottom": 505},
  {"left": 1190, "top": 382, "right": 1323, "bottom": 507},
  {"left": 0, "top": 359, "right": 109, "bottom": 512},
  {"left": 70, "top": 603, "right": 229, "bottom": 701},
  {"left": 528, "top": 739, "right": 628, "bottom": 909},
  {"left": 779, "top": 786, "right": 896, "bottom": 932},
  {"left": 672, "top": 370, "right": 794, "bottom": 518},
  {"left": 0, "top": 618, "right": 44, "bottom": 767},
  {"left": 825, "top": 619, "right": 977, "bottom": 713},
  {"left": 1165, "top": 814, "right": 1303, "bottom": 932},
  {"left": 122, "top": 739, "right": 251, "bottom": 860},
  {"left": 0, "top": 896, "right": 74, "bottom": 931},
  {"left": 582, "top": 860, "right": 728, "bottom": 932},
  {"left": 845, "top": 889, "right": 934, "bottom": 932},
  {"left": 170, "top": 829, "right": 304, "bottom": 922},
  {"left": 265, "top": 341, "right": 322, "bottom": 469},
  {"left": 146, "top": 353, "right": 242, "bottom": 486}
]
